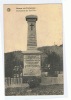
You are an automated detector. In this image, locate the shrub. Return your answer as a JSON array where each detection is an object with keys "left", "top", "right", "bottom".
[{"left": 28, "top": 77, "right": 40, "bottom": 88}]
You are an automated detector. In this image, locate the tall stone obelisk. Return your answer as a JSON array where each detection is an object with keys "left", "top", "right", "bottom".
[
  {"left": 23, "top": 15, "right": 41, "bottom": 82},
  {"left": 26, "top": 15, "right": 37, "bottom": 50}
]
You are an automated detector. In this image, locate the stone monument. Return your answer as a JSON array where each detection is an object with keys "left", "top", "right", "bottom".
[{"left": 22, "top": 15, "right": 41, "bottom": 82}]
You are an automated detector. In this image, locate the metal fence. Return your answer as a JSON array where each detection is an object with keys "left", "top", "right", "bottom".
[{"left": 5, "top": 77, "right": 22, "bottom": 88}]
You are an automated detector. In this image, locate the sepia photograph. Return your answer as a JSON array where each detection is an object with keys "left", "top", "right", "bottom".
[{"left": 4, "top": 4, "right": 63, "bottom": 96}]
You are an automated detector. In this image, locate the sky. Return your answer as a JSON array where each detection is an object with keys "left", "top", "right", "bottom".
[{"left": 4, "top": 4, "right": 63, "bottom": 53}]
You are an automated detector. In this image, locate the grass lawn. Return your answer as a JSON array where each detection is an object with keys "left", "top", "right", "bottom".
[{"left": 5, "top": 84, "right": 64, "bottom": 96}]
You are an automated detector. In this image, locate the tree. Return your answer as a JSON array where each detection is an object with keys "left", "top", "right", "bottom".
[
  {"left": 43, "top": 52, "right": 61, "bottom": 76},
  {"left": 5, "top": 51, "right": 23, "bottom": 78}
]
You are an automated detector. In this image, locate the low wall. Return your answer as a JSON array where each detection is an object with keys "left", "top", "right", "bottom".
[
  {"left": 41, "top": 74, "right": 63, "bottom": 85},
  {"left": 58, "top": 74, "right": 63, "bottom": 84}
]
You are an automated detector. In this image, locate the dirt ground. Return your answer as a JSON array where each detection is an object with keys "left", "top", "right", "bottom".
[{"left": 5, "top": 84, "right": 64, "bottom": 96}]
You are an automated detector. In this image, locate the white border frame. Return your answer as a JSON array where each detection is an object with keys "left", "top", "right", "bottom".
[
  {"left": 0, "top": 0, "right": 62, "bottom": 4},
  {"left": 0, "top": 0, "right": 70, "bottom": 100}
]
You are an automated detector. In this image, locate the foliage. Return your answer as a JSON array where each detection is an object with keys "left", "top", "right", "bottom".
[
  {"left": 5, "top": 51, "right": 23, "bottom": 77},
  {"left": 5, "top": 45, "right": 63, "bottom": 77},
  {"left": 42, "top": 52, "right": 63, "bottom": 76},
  {"left": 28, "top": 77, "right": 40, "bottom": 88}
]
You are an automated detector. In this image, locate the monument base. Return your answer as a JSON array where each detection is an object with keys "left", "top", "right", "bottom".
[
  {"left": 22, "top": 50, "right": 42, "bottom": 83},
  {"left": 22, "top": 76, "right": 41, "bottom": 83}
]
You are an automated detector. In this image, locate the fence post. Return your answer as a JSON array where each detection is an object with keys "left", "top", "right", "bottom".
[
  {"left": 11, "top": 78, "right": 14, "bottom": 85},
  {"left": 5, "top": 78, "right": 7, "bottom": 87},
  {"left": 7, "top": 77, "right": 10, "bottom": 86},
  {"left": 20, "top": 78, "right": 22, "bottom": 84}
]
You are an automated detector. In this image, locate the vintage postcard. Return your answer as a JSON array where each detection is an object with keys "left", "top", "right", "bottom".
[{"left": 4, "top": 4, "right": 63, "bottom": 96}]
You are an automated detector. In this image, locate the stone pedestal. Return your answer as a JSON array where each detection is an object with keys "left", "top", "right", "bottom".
[
  {"left": 23, "top": 51, "right": 41, "bottom": 77},
  {"left": 22, "top": 15, "right": 41, "bottom": 82}
]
